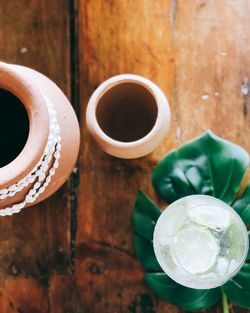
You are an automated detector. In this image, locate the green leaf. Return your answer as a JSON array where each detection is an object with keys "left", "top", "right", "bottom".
[
  {"left": 247, "top": 232, "right": 250, "bottom": 260},
  {"left": 132, "top": 190, "right": 162, "bottom": 272},
  {"left": 233, "top": 183, "right": 250, "bottom": 225},
  {"left": 152, "top": 131, "right": 249, "bottom": 204},
  {"left": 224, "top": 263, "right": 250, "bottom": 308},
  {"left": 132, "top": 132, "right": 250, "bottom": 310},
  {"left": 134, "top": 234, "right": 162, "bottom": 272},
  {"left": 132, "top": 190, "right": 161, "bottom": 240},
  {"left": 145, "top": 273, "right": 221, "bottom": 311}
]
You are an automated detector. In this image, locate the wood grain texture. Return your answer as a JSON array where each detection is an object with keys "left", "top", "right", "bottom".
[
  {"left": 1, "top": 0, "right": 250, "bottom": 312},
  {"left": 0, "top": 1, "right": 75, "bottom": 312},
  {"left": 78, "top": 0, "right": 250, "bottom": 312}
]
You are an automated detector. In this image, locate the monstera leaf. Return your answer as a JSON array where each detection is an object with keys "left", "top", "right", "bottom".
[
  {"left": 132, "top": 190, "right": 161, "bottom": 241},
  {"left": 133, "top": 190, "right": 222, "bottom": 311},
  {"left": 132, "top": 190, "right": 162, "bottom": 272},
  {"left": 233, "top": 183, "right": 250, "bottom": 225},
  {"left": 133, "top": 131, "right": 250, "bottom": 311},
  {"left": 145, "top": 273, "right": 221, "bottom": 311},
  {"left": 223, "top": 264, "right": 250, "bottom": 308},
  {"left": 152, "top": 131, "right": 249, "bottom": 204}
]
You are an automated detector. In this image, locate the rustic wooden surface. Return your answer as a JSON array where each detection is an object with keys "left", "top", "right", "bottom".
[{"left": 0, "top": 0, "right": 250, "bottom": 312}]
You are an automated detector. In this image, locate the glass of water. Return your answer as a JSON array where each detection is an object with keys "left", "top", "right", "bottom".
[{"left": 153, "top": 195, "right": 248, "bottom": 289}]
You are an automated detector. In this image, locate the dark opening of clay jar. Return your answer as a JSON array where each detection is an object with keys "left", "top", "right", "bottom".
[
  {"left": 0, "top": 89, "right": 29, "bottom": 167},
  {"left": 96, "top": 82, "right": 158, "bottom": 142}
]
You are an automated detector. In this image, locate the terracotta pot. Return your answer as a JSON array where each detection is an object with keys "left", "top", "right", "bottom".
[
  {"left": 0, "top": 62, "right": 80, "bottom": 214},
  {"left": 86, "top": 74, "right": 170, "bottom": 159}
]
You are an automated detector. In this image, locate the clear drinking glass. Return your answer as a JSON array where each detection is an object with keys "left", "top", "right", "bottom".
[{"left": 153, "top": 195, "right": 248, "bottom": 289}]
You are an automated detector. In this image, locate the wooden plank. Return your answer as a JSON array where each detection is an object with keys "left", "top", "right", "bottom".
[
  {"left": 1, "top": 0, "right": 250, "bottom": 312},
  {"left": 77, "top": 1, "right": 179, "bottom": 312},
  {"left": 0, "top": 1, "right": 74, "bottom": 312},
  {"left": 173, "top": 0, "right": 250, "bottom": 149},
  {"left": 77, "top": 0, "right": 250, "bottom": 312}
]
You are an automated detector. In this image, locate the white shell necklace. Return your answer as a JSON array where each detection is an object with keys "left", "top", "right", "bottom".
[{"left": 0, "top": 95, "right": 61, "bottom": 216}]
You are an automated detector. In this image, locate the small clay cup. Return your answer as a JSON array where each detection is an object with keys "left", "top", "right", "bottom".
[
  {"left": 0, "top": 62, "right": 80, "bottom": 210},
  {"left": 86, "top": 74, "right": 171, "bottom": 159}
]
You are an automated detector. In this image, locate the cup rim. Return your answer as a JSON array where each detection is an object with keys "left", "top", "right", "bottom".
[
  {"left": 86, "top": 74, "right": 169, "bottom": 148},
  {"left": 153, "top": 194, "right": 249, "bottom": 289},
  {"left": 0, "top": 62, "right": 50, "bottom": 188}
]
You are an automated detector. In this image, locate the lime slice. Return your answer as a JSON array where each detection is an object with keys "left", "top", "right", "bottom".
[
  {"left": 171, "top": 227, "right": 219, "bottom": 274},
  {"left": 188, "top": 205, "right": 231, "bottom": 230}
]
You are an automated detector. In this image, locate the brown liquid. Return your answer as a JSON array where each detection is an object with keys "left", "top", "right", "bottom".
[
  {"left": 0, "top": 89, "right": 29, "bottom": 167},
  {"left": 96, "top": 83, "right": 158, "bottom": 142}
]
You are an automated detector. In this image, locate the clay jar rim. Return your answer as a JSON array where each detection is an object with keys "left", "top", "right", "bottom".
[
  {"left": 86, "top": 74, "right": 168, "bottom": 148},
  {"left": 0, "top": 62, "right": 49, "bottom": 188}
]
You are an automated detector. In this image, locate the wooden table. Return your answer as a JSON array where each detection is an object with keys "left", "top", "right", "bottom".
[{"left": 0, "top": 0, "right": 250, "bottom": 312}]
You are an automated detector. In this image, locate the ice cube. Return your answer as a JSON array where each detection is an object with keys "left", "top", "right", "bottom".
[{"left": 216, "top": 257, "right": 229, "bottom": 276}]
